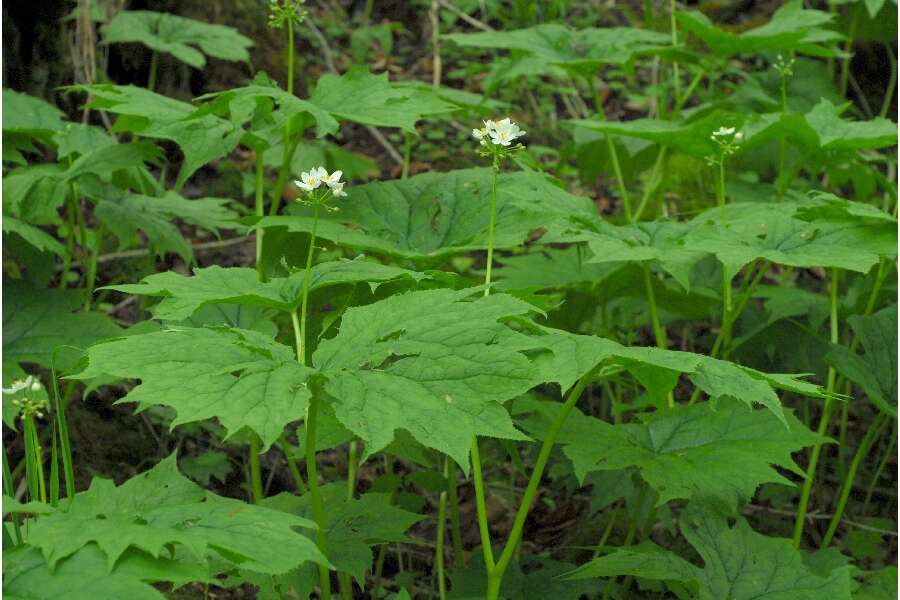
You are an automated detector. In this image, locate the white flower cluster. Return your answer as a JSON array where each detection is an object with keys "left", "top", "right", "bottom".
[
  {"left": 294, "top": 167, "right": 347, "bottom": 198},
  {"left": 711, "top": 126, "right": 743, "bottom": 142},
  {"left": 472, "top": 118, "right": 527, "bottom": 147},
  {"left": 2, "top": 375, "right": 42, "bottom": 395},
  {"left": 3, "top": 375, "right": 47, "bottom": 420}
]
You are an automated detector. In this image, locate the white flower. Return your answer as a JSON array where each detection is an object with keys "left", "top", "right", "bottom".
[
  {"left": 474, "top": 118, "right": 526, "bottom": 148},
  {"left": 734, "top": 132, "right": 744, "bottom": 141},
  {"left": 487, "top": 118, "right": 526, "bottom": 146},
  {"left": 329, "top": 181, "right": 347, "bottom": 197},
  {"left": 322, "top": 169, "right": 342, "bottom": 187},
  {"left": 472, "top": 120, "right": 495, "bottom": 146},
  {"left": 712, "top": 126, "right": 736, "bottom": 138},
  {"left": 3, "top": 376, "right": 35, "bottom": 395},
  {"left": 295, "top": 168, "right": 324, "bottom": 192}
]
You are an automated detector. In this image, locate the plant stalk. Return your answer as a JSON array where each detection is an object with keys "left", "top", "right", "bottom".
[
  {"left": 484, "top": 371, "right": 595, "bottom": 600},
  {"left": 793, "top": 268, "right": 841, "bottom": 547},
  {"left": 821, "top": 412, "right": 890, "bottom": 547}
]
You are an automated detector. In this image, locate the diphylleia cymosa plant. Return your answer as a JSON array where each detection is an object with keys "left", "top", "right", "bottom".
[
  {"left": 291, "top": 165, "right": 346, "bottom": 599},
  {"left": 472, "top": 118, "right": 526, "bottom": 297}
]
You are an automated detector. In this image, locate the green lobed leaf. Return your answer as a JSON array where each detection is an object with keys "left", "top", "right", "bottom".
[
  {"left": 2, "top": 89, "right": 65, "bottom": 136},
  {"left": 826, "top": 305, "right": 897, "bottom": 417},
  {"left": 72, "top": 326, "right": 313, "bottom": 449},
  {"left": 264, "top": 484, "right": 424, "bottom": 583},
  {"left": 4, "top": 545, "right": 170, "bottom": 600},
  {"left": 516, "top": 398, "right": 824, "bottom": 509},
  {"left": 256, "top": 167, "right": 595, "bottom": 262},
  {"left": 677, "top": 1, "right": 842, "bottom": 58},
  {"left": 2, "top": 217, "right": 66, "bottom": 257},
  {"left": 19, "top": 455, "right": 328, "bottom": 574},
  {"left": 443, "top": 24, "right": 670, "bottom": 78},
  {"left": 566, "top": 503, "right": 854, "bottom": 599},
  {"left": 313, "top": 287, "right": 539, "bottom": 468},
  {"left": 103, "top": 10, "right": 253, "bottom": 67},
  {"left": 308, "top": 68, "right": 457, "bottom": 132},
  {"left": 69, "top": 84, "right": 246, "bottom": 189},
  {"left": 91, "top": 189, "right": 240, "bottom": 262},
  {"left": 2, "top": 280, "right": 122, "bottom": 375},
  {"left": 105, "top": 259, "right": 432, "bottom": 320}
]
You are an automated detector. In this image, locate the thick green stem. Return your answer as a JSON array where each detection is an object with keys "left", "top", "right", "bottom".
[
  {"left": 147, "top": 50, "right": 158, "bottom": 91},
  {"left": 23, "top": 416, "right": 46, "bottom": 504},
  {"left": 632, "top": 146, "right": 666, "bottom": 223},
  {"left": 248, "top": 435, "right": 263, "bottom": 504},
  {"left": 484, "top": 372, "right": 595, "bottom": 600},
  {"left": 793, "top": 268, "right": 841, "bottom": 547},
  {"left": 821, "top": 412, "right": 889, "bottom": 547}
]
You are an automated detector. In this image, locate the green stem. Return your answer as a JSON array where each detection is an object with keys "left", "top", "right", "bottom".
[
  {"left": 59, "top": 189, "right": 78, "bottom": 288},
  {"left": 669, "top": 0, "right": 680, "bottom": 109},
  {"left": 23, "top": 415, "right": 46, "bottom": 504},
  {"left": 248, "top": 435, "right": 263, "bottom": 504},
  {"left": 279, "top": 433, "right": 307, "bottom": 494},
  {"left": 586, "top": 74, "right": 631, "bottom": 221},
  {"left": 471, "top": 438, "right": 495, "bottom": 570},
  {"left": 641, "top": 263, "right": 667, "bottom": 350},
  {"left": 287, "top": 21, "right": 294, "bottom": 96},
  {"left": 485, "top": 372, "right": 595, "bottom": 600},
  {"left": 293, "top": 201, "right": 330, "bottom": 598},
  {"left": 862, "top": 419, "right": 896, "bottom": 513},
  {"left": 298, "top": 203, "right": 320, "bottom": 364},
  {"left": 147, "top": 50, "right": 158, "bottom": 91},
  {"left": 776, "top": 72, "right": 789, "bottom": 203},
  {"left": 347, "top": 440, "right": 358, "bottom": 499},
  {"left": 447, "top": 461, "right": 464, "bottom": 565},
  {"left": 402, "top": 132, "right": 413, "bottom": 179},
  {"left": 821, "top": 412, "right": 889, "bottom": 547},
  {"left": 254, "top": 152, "right": 265, "bottom": 274},
  {"left": 50, "top": 360, "right": 75, "bottom": 501},
  {"left": 632, "top": 146, "right": 666, "bottom": 223},
  {"left": 268, "top": 135, "right": 302, "bottom": 217},
  {"left": 793, "top": 268, "right": 840, "bottom": 547},
  {"left": 437, "top": 460, "right": 449, "bottom": 600},
  {"left": 839, "top": 10, "right": 858, "bottom": 98},
  {"left": 483, "top": 156, "right": 499, "bottom": 296},
  {"left": 880, "top": 42, "right": 897, "bottom": 118},
  {"left": 3, "top": 446, "right": 23, "bottom": 544},
  {"left": 84, "top": 226, "right": 103, "bottom": 311}
]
